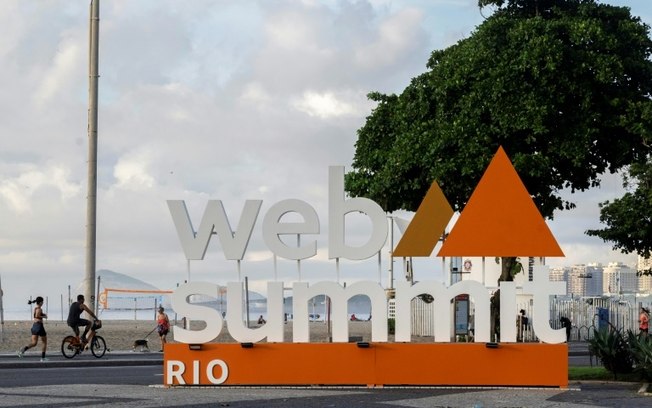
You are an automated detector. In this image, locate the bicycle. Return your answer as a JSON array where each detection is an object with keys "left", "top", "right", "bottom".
[{"left": 61, "top": 321, "right": 106, "bottom": 358}]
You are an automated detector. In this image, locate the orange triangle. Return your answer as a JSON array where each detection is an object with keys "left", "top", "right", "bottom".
[
  {"left": 393, "top": 182, "right": 453, "bottom": 257},
  {"left": 438, "top": 146, "right": 564, "bottom": 257}
]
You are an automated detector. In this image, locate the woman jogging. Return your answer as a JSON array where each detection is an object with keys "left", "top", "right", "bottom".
[{"left": 18, "top": 296, "right": 49, "bottom": 361}]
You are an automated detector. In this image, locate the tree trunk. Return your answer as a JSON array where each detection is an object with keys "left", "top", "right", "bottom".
[{"left": 490, "top": 256, "right": 519, "bottom": 341}]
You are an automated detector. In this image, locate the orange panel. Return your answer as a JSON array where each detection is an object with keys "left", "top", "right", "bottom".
[
  {"left": 164, "top": 342, "right": 567, "bottom": 387},
  {"left": 438, "top": 146, "right": 564, "bottom": 257},
  {"left": 393, "top": 181, "right": 453, "bottom": 257},
  {"left": 373, "top": 343, "right": 567, "bottom": 387}
]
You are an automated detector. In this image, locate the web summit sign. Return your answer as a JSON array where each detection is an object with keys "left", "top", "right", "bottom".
[{"left": 163, "top": 147, "right": 568, "bottom": 387}]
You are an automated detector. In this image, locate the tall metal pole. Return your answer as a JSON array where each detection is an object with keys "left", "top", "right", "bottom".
[
  {"left": 0, "top": 274, "right": 4, "bottom": 341},
  {"left": 388, "top": 216, "right": 394, "bottom": 290},
  {"left": 85, "top": 0, "right": 100, "bottom": 313}
]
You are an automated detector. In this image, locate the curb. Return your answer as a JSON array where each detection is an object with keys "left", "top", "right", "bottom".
[
  {"left": 0, "top": 350, "right": 162, "bottom": 369},
  {"left": 1, "top": 358, "right": 162, "bottom": 369}
]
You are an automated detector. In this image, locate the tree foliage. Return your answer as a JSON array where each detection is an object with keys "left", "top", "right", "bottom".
[
  {"left": 345, "top": 0, "right": 652, "bottom": 283},
  {"left": 586, "top": 162, "right": 652, "bottom": 265},
  {"left": 346, "top": 0, "right": 652, "bottom": 220}
]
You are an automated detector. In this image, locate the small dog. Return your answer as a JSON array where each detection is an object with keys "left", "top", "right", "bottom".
[{"left": 132, "top": 339, "right": 149, "bottom": 352}]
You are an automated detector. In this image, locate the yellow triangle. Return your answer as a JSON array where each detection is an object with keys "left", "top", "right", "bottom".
[
  {"left": 438, "top": 146, "right": 564, "bottom": 257},
  {"left": 393, "top": 182, "right": 453, "bottom": 257}
]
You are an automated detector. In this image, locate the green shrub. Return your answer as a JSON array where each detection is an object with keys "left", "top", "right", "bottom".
[
  {"left": 588, "top": 328, "right": 633, "bottom": 380},
  {"left": 626, "top": 331, "right": 652, "bottom": 382}
]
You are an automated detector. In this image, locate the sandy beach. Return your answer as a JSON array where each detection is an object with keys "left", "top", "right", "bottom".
[{"left": 0, "top": 319, "right": 389, "bottom": 354}]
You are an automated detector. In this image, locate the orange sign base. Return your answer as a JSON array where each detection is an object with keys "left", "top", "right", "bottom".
[{"left": 164, "top": 342, "right": 568, "bottom": 387}]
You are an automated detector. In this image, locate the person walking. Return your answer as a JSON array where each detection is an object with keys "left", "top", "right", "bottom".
[
  {"left": 639, "top": 307, "right": 649, "bottom": 338},
  {"left": 560, "top": 316, "right": 571, "bottom": 342},
  {"left": 18, "top": 296, "right": 49, "bottom": 361},
  {"left": 156, "top": 306, "right": 170, "bottom": 352},
  {"left": 517, "top": 309, "right": 528, "bottom": 342}
]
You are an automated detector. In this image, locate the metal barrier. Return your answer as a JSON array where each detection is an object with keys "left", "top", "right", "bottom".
[{"left": 409, "top": 296, "right": 652, "bottom": 342}]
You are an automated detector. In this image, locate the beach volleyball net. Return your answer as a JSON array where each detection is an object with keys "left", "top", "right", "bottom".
[{"left": 98, "top": 288, "right": 173, "bottom": 312}]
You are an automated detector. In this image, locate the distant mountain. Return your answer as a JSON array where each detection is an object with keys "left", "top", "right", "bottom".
[{"left": 75, "top": 269, "right": 161, "bottom": 294}]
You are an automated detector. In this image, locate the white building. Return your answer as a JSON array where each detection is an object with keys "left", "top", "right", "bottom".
[
  {"left": 637, "top": 256, "right": 652, "bottom": 294},
  {"left": 568, "top": 264, "right": 603, "bottom": 297},
  {"left": 549, "top": 266, "right": 570, "bottom": 296},
  {"left": 602, "top": 262, "right": 638, "bottom": 295}
]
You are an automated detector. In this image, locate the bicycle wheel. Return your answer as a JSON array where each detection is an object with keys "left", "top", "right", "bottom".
[
  {"left": 61, "top": 336, "right": 79, "bottom": 359},
  {"left": 91, "top": 335, "right": 106, "bottom": 358}
]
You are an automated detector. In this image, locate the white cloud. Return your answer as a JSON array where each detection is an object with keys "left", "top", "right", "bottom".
[
  {"left": 0, "top": 165, "right": 80, "bottom": 214},
  {"left": 355, "top": 8, "right": 424, "bottom": 68},
  {"left": 292, "top": 90, "right": 364, "bottom": 118},
  {"left": 113, "top": 150, "right": 156, "bottom": 190},
  {"left": 239, "top": 82, "right": 272, "bottom": 109},
  {"left": 33, "top": 33, "right": 83, "bottom": 107}
]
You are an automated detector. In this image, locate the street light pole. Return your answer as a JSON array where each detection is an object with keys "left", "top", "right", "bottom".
[{"left": 85, "top": 0, "right": 100, "bottom": 312}]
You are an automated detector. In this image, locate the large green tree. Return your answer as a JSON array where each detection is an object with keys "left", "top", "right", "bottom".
[
  {"left": 586, "top": 161, "right": 652, "bottom": 273},
  {"left": 346, "top": 0, "right": 652, "bottom": 284}
]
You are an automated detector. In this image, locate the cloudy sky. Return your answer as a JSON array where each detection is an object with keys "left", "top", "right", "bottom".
[{"left": 0, "top": 0, "right": 650, "bottom": 314}]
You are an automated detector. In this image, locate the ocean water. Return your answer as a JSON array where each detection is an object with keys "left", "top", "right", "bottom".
[
  {"left": 1, "top": 308, "right": 159, "bottom": 322},
  {"left": 1, "top": 308, "right": 371, "bottom": 323}
]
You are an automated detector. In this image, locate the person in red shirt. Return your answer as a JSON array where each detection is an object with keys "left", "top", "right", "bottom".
[
  {"left": 156, "top": 306, "right": 170, "bottom": 352},
  {"left": 639, "top": 307, "right": 649, "bottom": 338}
]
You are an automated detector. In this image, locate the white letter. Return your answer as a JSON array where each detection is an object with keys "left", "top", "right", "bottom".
[
  {"left": 226, "top": 282, "right": 285, "bottom": 343},
  {"left": 523, "top": 265, "right": 566, "bottom": 344},
  {"left": 262, "top": 199, "right": 319, "bottom": 260},
  {"left": 166, "top": 360, "right": 186, "bottom": 385},
  {"left": 499, "top": 281, "right": 517, "bottom": 342},
  {"left": 395, "top": 280, "right": 490, "bottom": 343},
  {"left": 207, "top": 359, "right": 229, "bottom": 384},
  {"left": 167, "top": 200, "right": 261, "bottom": 260},
  {"left": 171, "top": 282, "right": 223, "bottom": 343},
  {"left": 192, "top": 360, "right": 200, "bottom": 385},
  {"left": 293, "top": 281, "right": 387, "bottom": 342},
  {"left": 328, "top": 166, "right": 388, "bottom": 260}
]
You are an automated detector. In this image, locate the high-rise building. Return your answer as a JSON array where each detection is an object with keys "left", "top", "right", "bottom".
[
  {"left": 549, "top": 266, "right": 570, "bottom": 296},
  {"left": 568, "top": 264, "right": 603, "bottom": 297},
  {"left": 603, "top": 262, "right": 638, "bottom": 295},
  {"left": 637, "top": 256, "right": 652, "bottom": 294}
]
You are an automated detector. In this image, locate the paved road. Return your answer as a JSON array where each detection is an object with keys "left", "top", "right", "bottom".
[
  {"left": 0, "top": 377, "right": 650, "bottom": 407},
  {"left": 0, "top": 344, "right": 649, "bottom": 407}
]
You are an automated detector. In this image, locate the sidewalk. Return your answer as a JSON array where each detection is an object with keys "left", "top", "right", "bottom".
[{"left": 567, "top": 341, "right": 591, "bottom": 356}]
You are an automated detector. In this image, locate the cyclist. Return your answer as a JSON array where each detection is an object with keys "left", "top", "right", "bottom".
[{"left": 67, "top": 294, "right": 101, "bottom": 345}]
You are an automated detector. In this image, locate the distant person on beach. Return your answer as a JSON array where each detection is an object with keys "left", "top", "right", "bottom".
[
  {"left": 350, "top": 314, "right": 359, "bottom": 321},
  {"left": 156, "top": 306, "right": 170, "bottom": 352},
  {"left": 560, "top": 316, "right": 571, "bottom": 342},
  {"left": 67, "top": 294, "right": 100, "bottom": 344},
  {"left": 257, "top": 315, "right": 266, "bottom": 324},
  {"left": 18, "top": 296, "right": 48, "bottom": 361},
  {"left": 517, "top": 309, "right": 528, "bottom": 341},
  {"left": 639, "top": 307, "right": 649, "bottom": 338}
]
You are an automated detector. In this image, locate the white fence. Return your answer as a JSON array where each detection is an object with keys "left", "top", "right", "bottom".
[{"left": 409, "top": 296, "right": 652, "bottom": 342}]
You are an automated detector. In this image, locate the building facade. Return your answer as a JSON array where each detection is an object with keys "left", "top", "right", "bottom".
[
  {"left": 637, "top": 256, "right": 652, "bottom": 294},
  {"left": 549, "top": 266, "right": 570, "bottom": 297},
  {"left": 603, "top": 262, "right": 638, "bottom": 295},
  {"left": 568, "top": 264, "right": 603, "bottom": 297}
]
